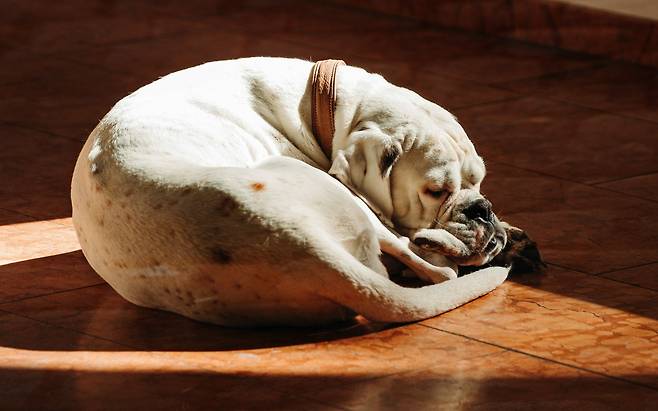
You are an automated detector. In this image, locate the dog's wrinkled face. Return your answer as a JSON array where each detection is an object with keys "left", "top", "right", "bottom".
[
  {"left": 411, "top": 189, "right": 507, "bottom": 266},
  {"left": 329, "top": 85, "right": 506, "bottom": 265},
  {"left": 390, "top": 131, "right": 507, "bottom": 266}
]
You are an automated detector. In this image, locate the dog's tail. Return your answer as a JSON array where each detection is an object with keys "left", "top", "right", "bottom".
[{"left": 319, "top": 245, "right": 509, "bottom": 323}]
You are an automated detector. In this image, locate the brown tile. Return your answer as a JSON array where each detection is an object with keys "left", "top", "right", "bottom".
[
  {"left": 0, "top": 371, "right": 337, "bottom": 411},
  {"left": 277, "top": 27, "right": 598, "bottom": 84},
  {"left": 0, "top": 13, "right": 213, "bottom": 56},
  {"left": 422, "top": 266, "right": 658, "bottom": 388},
  {"left": 0, "top": 208, "right": 35, "bottom": 225},
  {"left": 0, "top": 310, "right": 122, "bottom": 351},
  {"left": 455, "top": 97, "right": 658, "bottom": 184},
  {"left": 482, "top": 163, "right": 658, "bottom": 273},
  {"left": 353, "top": 60, "right": 515, "bottom": 110},
  {"left": 190, "top": 0, "right": 418, "bottom": 38},
  {"left": 0, "top": 58, "right": 143, "bottom": 141},
  {"left": 0, "top": 125, "right": 83, "bottom": 218},
  {"left": 57, "top": 31, "right": 333, "bottom": 84},
  {"left": 333, "top": 0, "right": 658, "bottom": 68},
  {"left": 601, "top": 263, "right": 658, "bottom": 292},
  {"left": 191, "top": 324, "right": 502, "bottom": 381},
  {"left": 0, "top": 250, "right": 101, "bottom": 304},
  {"left": 0, "top": 217, "right": 80, "bottom": 266},
  {"left": 596, "top": 173, "right": 658, "bottom": 203},
  {"left": 295, "top": 349, "right": 658, "bottom": 410},
  {"left": 502, "top": 63, "right": 658, "bottom": 124},
  {"left": 0, "top": 283, "right": 399, "bottom": 351}
]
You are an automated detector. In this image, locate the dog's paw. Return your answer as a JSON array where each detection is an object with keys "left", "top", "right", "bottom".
[{"left": 491, "top": 223, "right": 545, "bottom": 275}]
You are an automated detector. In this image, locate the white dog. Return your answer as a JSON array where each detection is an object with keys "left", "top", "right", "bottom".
[{"left": 71, "top": 57, "right": 509, "bottom": 327}]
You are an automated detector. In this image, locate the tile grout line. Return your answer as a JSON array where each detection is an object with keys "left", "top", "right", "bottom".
[
  {"left": 544, "top": 262, "right": 658, "bottom": 292},
  {"left": 487, "top": 160, "right": 658, "bottom": 205},
  {"left": 492, "top": 61, "right": 611, "bottom": 86},
  {"left": 322, "top": 0, "right": 607, "bottom": 63},
  {"left": 419, "top": 323, "right": 658, "bottom": 392},
  {"left": 0, "top": 207, "right": 39, "bottom": 222},
  {"left": 0, "top": 283, "right": 107, "bottom": 307},
  {"left": 0, "top": 306, "right": 138, "bottom": 350},
  {"left": 592, "top": 171, "right": 658, "bottom": 186}
]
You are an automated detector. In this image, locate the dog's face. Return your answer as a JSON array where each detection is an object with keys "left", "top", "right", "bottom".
[{"left": 329, "top": 86, "right": 506, "bottom": 266}]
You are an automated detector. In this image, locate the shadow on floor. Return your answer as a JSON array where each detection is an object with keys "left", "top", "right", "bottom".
[{"left": 1, "top": 366, "right": 656, "bottom": 409}]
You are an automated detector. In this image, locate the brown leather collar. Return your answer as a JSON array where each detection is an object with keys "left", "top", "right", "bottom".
[{"left": 311, "top": 59, "right": 345, "bottom": 159}]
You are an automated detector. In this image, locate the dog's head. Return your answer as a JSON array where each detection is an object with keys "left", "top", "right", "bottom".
[{"left": 329, "top": 83, "right": 505, "bottom": 266}]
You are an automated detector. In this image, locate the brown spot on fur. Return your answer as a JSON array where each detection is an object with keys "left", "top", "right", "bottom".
[
  {"left": 181, "top": 188, "right": 192, "bottom": 196},
  {"left": 124, "top": 189, "right": 134, "bottom": 197},
  {"left": 211, "top": 247, "right": 232, "bottom": 264},
  {"left": 153, "top": 203, "right": 163, "bottom": 210},
  {"left": 250, "top": 182, "right": 265, "bottom": 191},
  {"left": 164, "top": 288, "right": 171, "bottom": 294},
  {"left": 105, "top": 199, "right": 112, "bottom": 207},
  {"left": 94, "top": 184, "right": 102, "bottom": 192}
]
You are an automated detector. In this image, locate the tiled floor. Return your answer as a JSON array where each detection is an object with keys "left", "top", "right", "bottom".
[{"left": 1, "top": 1, "right": 657, "bottom": 409}]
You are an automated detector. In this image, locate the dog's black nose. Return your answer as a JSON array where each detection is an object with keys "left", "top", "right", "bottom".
[{"left": 463, "top": 199, "right": 493, "bottom": 222}]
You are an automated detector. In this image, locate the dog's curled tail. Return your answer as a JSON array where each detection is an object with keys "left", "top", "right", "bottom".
[{"left": 320, "top": 246, "right": 509, "bottom": 323}]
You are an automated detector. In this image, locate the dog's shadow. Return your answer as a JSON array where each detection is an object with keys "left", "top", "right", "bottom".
[{"left": 0, "top": 253, "right": 403, "bottom": 352}]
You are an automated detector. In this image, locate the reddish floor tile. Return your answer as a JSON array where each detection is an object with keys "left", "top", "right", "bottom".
[
  {"left": 57, "top": 31, "right": 335, "bottom": 85},
  {"left": 601, "top": 263, "right": 658, "bottom": 293},
  {"left": 0, "top": 14, "right": 213, "bottom": 56},
  {"left": 0, "top": 57, "right": 143, "bottom": 141},
  {"left": 0, "top": 209, "right": 34, "bottom": 226},
  {"left": 502, "top": 63, "right": 658, "bottom": 124},
  {"left": 0, "top": 310, "right": 122, "bottom": 351},
  {"left": 0, "top": 284, "right": 399, "bottom": 351},
  {"left": 354, "top": 60, "right": 516, "bottom": 110},
  {"left": 0, "top": 218, "right": 80, "bottom": 266},
  {"left": 0, "top": 363, "right": 332, "bottom": 411},
  {"left": 0, "top": 251, "right": 101, "bottom": 304},
  {"left": 596, "top": 173, "right": 658, "bottom": 203},
  {"left": 0, "top": 125, "right": 83, "bottom": 218},
  {"left": 482, "top": 163, "right": 658, "bottom": 273},
  {"left": 422, "top": 266, "right": 658, "bottom": 388},
  {"left": 276, "top": 27, "right": 598, "bottom": 84},
  {"left": 455, "top": 97, "right": 658, "bottom": 184},
  {"left": 297, "top": 349, "right": 658, "bottom": 410}
]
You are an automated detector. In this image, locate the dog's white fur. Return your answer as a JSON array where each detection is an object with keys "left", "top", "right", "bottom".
[{"left": 71, "top": 57, "right": 508, "bottom": 326}]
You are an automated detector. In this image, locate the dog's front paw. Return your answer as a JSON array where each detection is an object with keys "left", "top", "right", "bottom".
[{"left": 491, "top": 223, "right": 545, "bottom": 275}]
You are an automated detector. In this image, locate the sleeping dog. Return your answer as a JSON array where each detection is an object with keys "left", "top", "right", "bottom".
[{"left": 71, "top": 57, "right": 519, "bottom": 326}]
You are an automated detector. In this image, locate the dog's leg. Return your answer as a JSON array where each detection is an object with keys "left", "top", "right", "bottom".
[
  {"left": 350, "top": 194, "right": 458, "bottom": 283},
  {"left": 412, "top": 228, "right": 473, "bottom": 259},
  {"left": 379, "top": 231, "right": 457, "bottom": 283}
]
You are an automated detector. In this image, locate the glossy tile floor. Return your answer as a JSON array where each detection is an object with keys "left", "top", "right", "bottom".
[{"left": 1, "top": 1, "right": 657, "bottom": 409}]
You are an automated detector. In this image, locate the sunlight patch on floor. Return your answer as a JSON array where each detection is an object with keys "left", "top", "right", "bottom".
[{"left": 0, "top": 218, "right": 80, "bottom": 265}]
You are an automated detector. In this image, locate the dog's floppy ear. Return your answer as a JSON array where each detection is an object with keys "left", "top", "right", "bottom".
[
  {"left": 328, "top": 148, "right": 356, "bottom": 187},
  {"left": 329, "top": 130, "right": 401, "bottom": 188}
]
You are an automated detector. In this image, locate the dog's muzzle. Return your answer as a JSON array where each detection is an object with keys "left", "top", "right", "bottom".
[{"left": 411, "top": 192, "right": 507, "bottom": 266}]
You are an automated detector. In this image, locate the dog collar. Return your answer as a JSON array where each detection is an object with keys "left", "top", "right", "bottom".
[{"left": 311, "top": 59, "right": 345, "bottom": 159}]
